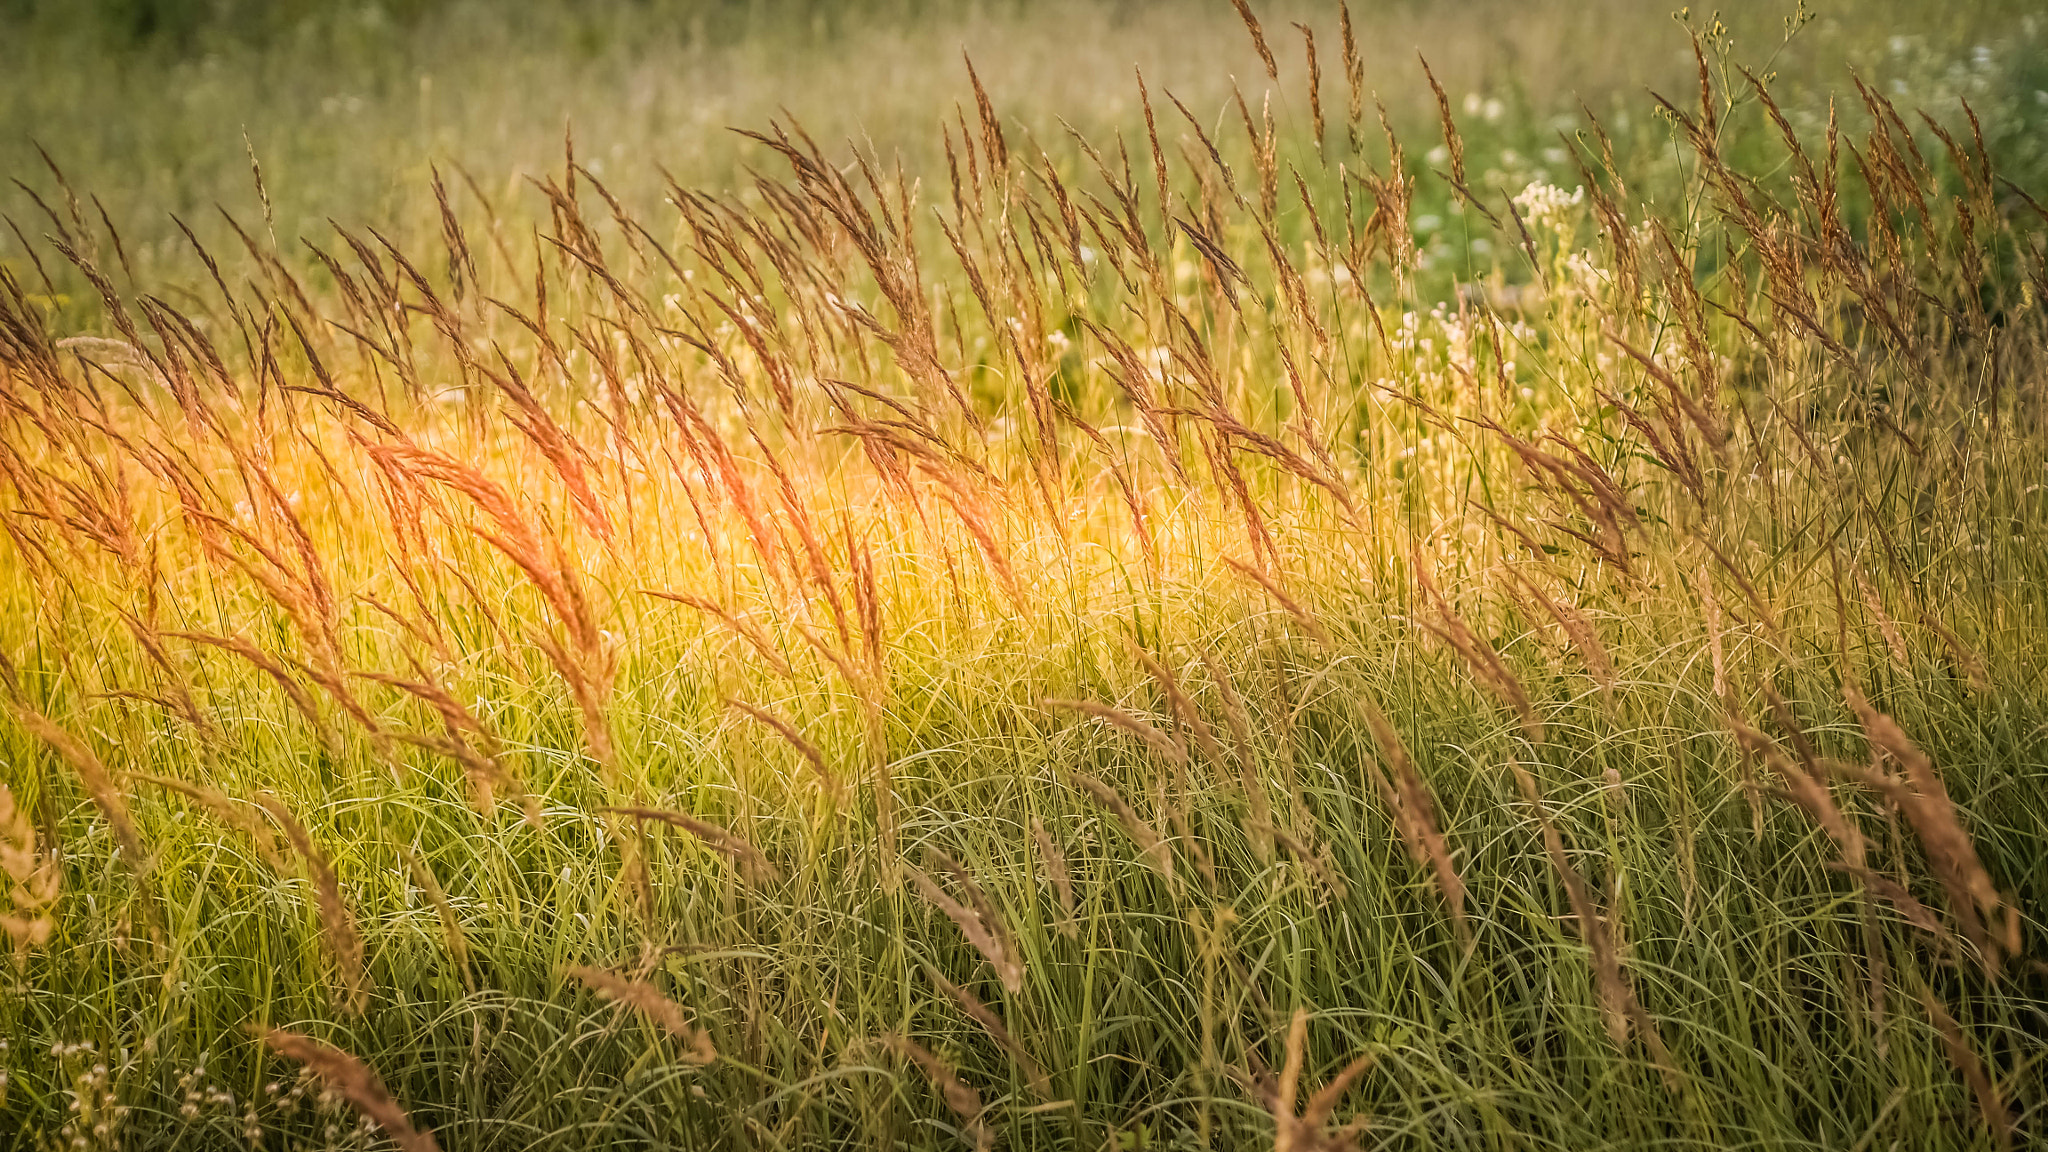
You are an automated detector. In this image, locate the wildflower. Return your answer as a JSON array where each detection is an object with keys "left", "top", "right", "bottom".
[{"left": 1512, "top": 180, "right": 1585, "bottom": 234}]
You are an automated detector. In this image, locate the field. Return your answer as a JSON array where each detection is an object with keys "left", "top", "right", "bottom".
[{"left": 2, "top": 0, "right": 2047, "bottom": 1147}]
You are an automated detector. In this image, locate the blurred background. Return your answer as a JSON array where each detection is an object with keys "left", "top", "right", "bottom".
[{"left": 3, "top": 0, "right": 2046, "bottom": 292}]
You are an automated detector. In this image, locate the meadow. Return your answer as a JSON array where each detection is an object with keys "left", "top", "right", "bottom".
[{"left": 1, "top": 0, "right": 2046, "bottom": 1147}]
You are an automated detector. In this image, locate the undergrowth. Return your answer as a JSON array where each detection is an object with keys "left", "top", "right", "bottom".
[{"left": 0, "top": 2, "right": 2044, "bottom": 1148}]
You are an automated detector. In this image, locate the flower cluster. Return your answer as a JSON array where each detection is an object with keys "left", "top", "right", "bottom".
[
  {"left": 1512, "top": 180, "right": 1586, "bottom": 235},
  {"left": 51, "top": 1041, "right": 129, "bottom": 1151}
]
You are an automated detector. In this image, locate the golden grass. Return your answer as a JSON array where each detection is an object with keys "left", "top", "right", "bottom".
[{"left": 0, "top": 1, "right": 2042, "bottom": 1145}]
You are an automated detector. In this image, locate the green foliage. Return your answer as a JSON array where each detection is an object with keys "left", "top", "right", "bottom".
[{"left": 0, "top": 2, "right": 2044, "bottom": 1150}]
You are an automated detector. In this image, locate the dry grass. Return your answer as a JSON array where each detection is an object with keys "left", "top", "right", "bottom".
[
  {"left": 565, "top": 964, "right": 719, "bottom": 1064},
  {"left": 0, "top": 784, "right": 57, "bottom": 964},
  {"left": 258, "top": 1029, "right": 440, "bottom": 1152}
]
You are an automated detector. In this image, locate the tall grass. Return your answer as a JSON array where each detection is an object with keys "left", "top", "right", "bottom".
[{"left": 0, "top": 1, "right": 2044, "bottom": 1148}]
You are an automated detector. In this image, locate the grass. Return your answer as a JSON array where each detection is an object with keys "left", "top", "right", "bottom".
[{"left": 1, "top": 0, "right": 2046, "bottom": 1148}]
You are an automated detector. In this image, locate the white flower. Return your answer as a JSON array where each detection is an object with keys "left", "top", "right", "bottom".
[
  {"left": 1563, "top": 250, "right": 1612, "bottom": 299},
  {"left": 1512, "top": 181, "right": 1585, "bottom": 235}
]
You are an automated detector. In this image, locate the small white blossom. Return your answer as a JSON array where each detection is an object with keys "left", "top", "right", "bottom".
[{"left": 1512, "top": 181, "right": 1585, "bottom": 235}]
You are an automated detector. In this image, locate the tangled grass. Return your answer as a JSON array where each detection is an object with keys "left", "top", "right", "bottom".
[{"left": 0, "top": 3, "right": 2045, "bottom": 1148}]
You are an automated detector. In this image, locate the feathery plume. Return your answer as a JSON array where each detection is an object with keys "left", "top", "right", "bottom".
[
  {"left": 883, "top": 1034, "right": 994, "bottom": 1152},
  {"left": 926, "top": 964, "right": 1052, "bottom": 1098},
  {"left": 256, "top": 794, "right": 369, "bottom": 1015},
  {"left": 907, "top": 851, "right": 1025, "bottom": 996},
  {"left": 567, "top": 965, "right": 718, "bottom": 1063},
  {"left": 1068, "top": 771, "right": 1175, "bottom": 882},
  {"left": 603, "top": 805, "right": 782, "bottom": 887},
  {"left": 258, "top": 1030, "right": 439, "bottom": 1152},
  {"left": 1246, "top": 1010, "right": 1372, "bottom": 1152}
]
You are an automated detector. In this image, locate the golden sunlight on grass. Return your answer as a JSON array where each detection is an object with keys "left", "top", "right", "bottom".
[{"left": 1, "top": 1, "right": 2045, "bottom": 1147}]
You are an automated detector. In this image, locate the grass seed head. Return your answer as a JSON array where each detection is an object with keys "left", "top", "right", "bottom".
[
  {"left": 908, "top": 851, "right": 1025, "bottom": 996},
  {"left": 255, "top": 793, "right": 368, "bottom": 1016},
  {"left": 567, "top": 965, "right": 718, "bottom": 1063},
  {"left": 1067, "top": 770, "right": 1175, "bottom": 883},
  {"left": 258, "top": 1029, "right": 439, "bottom": 1152},
  {"left": 883, "top": 1033, "right": 993, "bottom": 1152}
]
